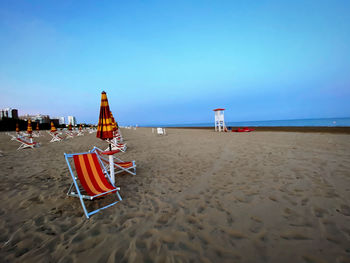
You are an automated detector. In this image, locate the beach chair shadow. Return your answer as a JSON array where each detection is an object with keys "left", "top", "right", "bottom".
[{"left": 64, "top": 152, "right": 122, "bottom": 218}]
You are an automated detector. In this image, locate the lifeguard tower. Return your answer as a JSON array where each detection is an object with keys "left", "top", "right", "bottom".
[{"left": 213, "top": 108, "right": 226, "bottom": 132}]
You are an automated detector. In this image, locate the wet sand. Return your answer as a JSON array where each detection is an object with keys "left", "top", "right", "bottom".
[{"left": 0, "top": 128, "right": 350, "bottom": 262}]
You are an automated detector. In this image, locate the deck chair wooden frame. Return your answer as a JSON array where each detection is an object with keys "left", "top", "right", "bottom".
[
  {"left": 64, "top": 152, "right": 122, "bottom": 218},
  {"left": 91, "top": 147, "right": 136, "bottom": 176}
]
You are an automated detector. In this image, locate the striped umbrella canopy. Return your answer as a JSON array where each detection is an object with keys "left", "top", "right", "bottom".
[
  {"left": 16, "top": 123, "right": 20, "bottom": 133},
  {"left": 50, "top": 122, "right": 57, "bottom": 133},
  {"left": 110, "top": 112, "right": 118, "bottom": 132},
  {"left": 68, "top": 123, "right": 73, "bottom": 131},
  {"left": 96, "top": 91, "right": 114, "bottom": 140},
  {"left": 27, "top": 119, "right": 33, "bottom": 134},
  {"left": 36, "top": 122, "right": 40, "bottom": 131}
]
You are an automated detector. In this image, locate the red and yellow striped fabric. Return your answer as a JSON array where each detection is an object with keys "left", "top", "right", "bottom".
[
  {"left": 68, "top": 124, "right": 72, "bottom": 131},
  {"left": 79, "top": 125, "right": 82, "bottom": 131},
  {"left": 96, "top": 91, "right": 114, "bottom": 140},
  {"left": 50, "top": 122, "right": 57, "bottom": 133},
  {"left": 99, "top": 157, "right": 133, "bottom": 169},
  {"left": 27, "top": 119, "right": 33, "bottom": 134},
  {"left": 110, "top": 112, "right": 118, "bottom": 131},
  {"left": 73, "top": 153, "right": 116, "bottom": 196},
  {"left": 16, "top": 123, "right": 20, "bottom": 132},
  {"left": 115, "top": 162, "right": 133, "bottom": 168},
  {"left": 36, "top": 122, "right": 40, "bottom": 131}
]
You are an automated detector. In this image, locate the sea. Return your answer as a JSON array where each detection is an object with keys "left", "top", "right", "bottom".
[{"left": 145, "top": 117, "right": 350, "bottom": 128}]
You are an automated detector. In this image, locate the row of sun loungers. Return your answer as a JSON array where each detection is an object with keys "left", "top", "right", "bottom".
[{"left": 6, "top": 128, "right": 96, "bottom": 149}]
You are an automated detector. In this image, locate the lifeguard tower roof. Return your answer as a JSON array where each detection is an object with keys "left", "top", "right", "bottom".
[{"left": 213, "top": 108, "right": 225, "bottom": 111}]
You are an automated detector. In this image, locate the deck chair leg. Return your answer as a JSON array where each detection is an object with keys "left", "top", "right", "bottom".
[
  {"left": 67, "top": 182, "right": 74, "bottom": 196},
  {"left": 116, "top": 191, "right": 122, "bottom": 201},
  {"left": 79, "top": 196, "right": 90, "bottom": 218}
]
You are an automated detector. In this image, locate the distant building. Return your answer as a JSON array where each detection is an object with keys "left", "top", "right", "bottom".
[
  {"left": 59, "top": 117, "right": 65, "bottom": 125},
  {"left": 67, "top": 116, "right": 77, "bottom": 126},
  {"left": 20, "top": 114, "right": 50, "bottom": 124},
  {"left": 1, "top": 108, "right": 18, "bottom": 119},
  {"left": 12, "top": 109, "right": 18, "bottom": 119},
  {"left": 53, "top": 116, "right": 65, "bottom": 125}
]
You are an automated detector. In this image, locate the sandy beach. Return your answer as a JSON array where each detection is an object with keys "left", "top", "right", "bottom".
[{"left": 0, "top": 128, "right": 350, "bottom": 263}]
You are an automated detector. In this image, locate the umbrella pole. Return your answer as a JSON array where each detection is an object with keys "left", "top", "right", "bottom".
[
  {"left": 108, "top": 142, "right": 115, "bottom": 185},
  {"left": 109, "top": 155, "right": 115, "bottom": 185}
]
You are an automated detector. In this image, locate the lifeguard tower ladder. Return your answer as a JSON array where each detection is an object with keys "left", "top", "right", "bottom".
[{"left": 213, "top": 108, "right": 226, "bottom": 132}]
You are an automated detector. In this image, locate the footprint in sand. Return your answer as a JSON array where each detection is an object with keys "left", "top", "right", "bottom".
[
  {"left": 313, "top": 207, "right": 329, "bottom": 218},
  {"left": 301, "top": 198, "right": 309, "bottom": 206},
  {"left": 268, "top": 195, "right": 278, "bottom": 202},
  {"left": 280, "top": 231, "right": 312, "bottom": 240},
  {"left": 302, "top": 255, "right": 328, "bottom": 263},
  {"left": 321, "top": 220, "right": 346, "bottom": 245},
  {"left": 249, "top": 216, "right": 263, "bottom": 233},
  {"left": 336, "top": 204, "right": 350, "bottom": 216}
]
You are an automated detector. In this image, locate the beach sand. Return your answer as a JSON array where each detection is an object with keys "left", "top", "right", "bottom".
[{"left": 0, "top": 128, "right": 350, "bottom": 262}]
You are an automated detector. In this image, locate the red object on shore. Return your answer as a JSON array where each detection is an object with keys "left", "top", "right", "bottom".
[{"left": 232, "top": 127, "right": 255, "bottom": 132}]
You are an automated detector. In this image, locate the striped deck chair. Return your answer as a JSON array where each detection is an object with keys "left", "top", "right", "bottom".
[
  {"left": 105, "top": 139, "right": 127, "bottom": 152},
  {"left": 7, "top": 132, "right": 19, "bottom": 141},
  {"left": 113, "top": 130, "right": 123, "bottom": 142},
  {"left": 49, "top": 132, "right": 63, "bottom": 142},
  {"left": 91, "top": 147, "right": 136, "bottom": 176},
  {"left": 16, "top": 137, "right": 39, "bottom": 150},
  {"left": 64, "top": 152, "right": 122, "bottom": 218},
  {"left": 65, "top": 131, "right": 75, "bottom": 138}
]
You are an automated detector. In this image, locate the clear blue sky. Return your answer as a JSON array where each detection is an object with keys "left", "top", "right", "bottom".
[{"left": 1, "top": 0, "right": 349, "bottom": 125}]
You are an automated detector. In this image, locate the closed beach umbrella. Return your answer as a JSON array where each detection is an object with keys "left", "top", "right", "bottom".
[
  {"left": 68, "top": 123, "right": 72, "bottom": 131},
  {"left": 96, "top": 91, "right": 116, "bottom": 184},
  {"left": 96, "top": 91, "right": 114, "bottom": 140},
  {"left": 27, "top": 119, "right": 33, "bottom": 135},
  {"left": 36, "top": 122, "right": 40, "bottom": 131},
  {"left": 16, "top": 123, "right": 20, "bottom": 133},
  {"left": 110, "top": 112, "right": 118, "bottom": 132},
  {"left": 50, "top": 122, "right": 57, "bottom": 133},
  {"left": 79, "top": 124, "right": 82, "bottom": 131}
]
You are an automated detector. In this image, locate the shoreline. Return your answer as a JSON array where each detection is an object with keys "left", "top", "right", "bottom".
[{"left": 155, "top": 126, "right": 350, "bottom": 134}]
